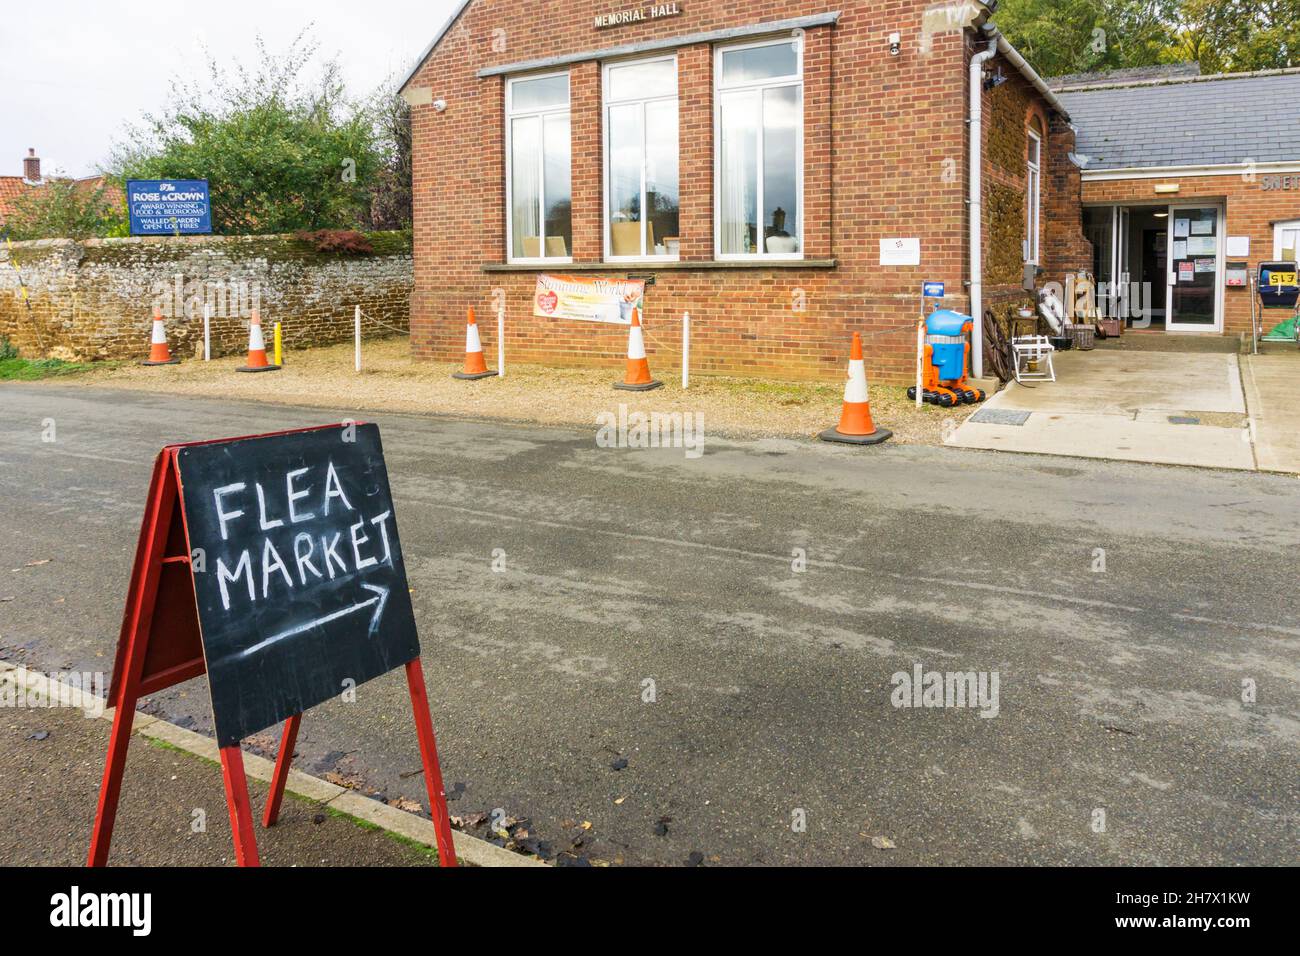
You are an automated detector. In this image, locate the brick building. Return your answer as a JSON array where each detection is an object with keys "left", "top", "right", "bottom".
[
  {"left": 399, "top": 1, "right": 1086, "bottom": 384},
  {"left": 1057, "top": 68, "right": 1300, "bottom": 337}
]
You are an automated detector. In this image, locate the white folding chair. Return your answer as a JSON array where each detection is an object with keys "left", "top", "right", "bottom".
[{"left": 1011, "top": 335, "right": 1056, "bottom": 383}]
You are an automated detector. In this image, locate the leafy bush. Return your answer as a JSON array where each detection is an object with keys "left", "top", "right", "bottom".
[
  {"left": 5, "top": 178, "right": 127, "bottom": 241},
  {"left": 0, "top": 336, "right": 18, "bottom": 360},
  {"left": 111, "top": 32, "right": 382, "bottom": 235}
]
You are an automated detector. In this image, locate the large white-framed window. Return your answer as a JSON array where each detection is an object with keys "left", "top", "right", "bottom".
[
  {"left": 1026, "top": 128, "right": 1042, "bottom": 265},
  {"left": 1274, "top": 219, "right": 1300, "bottom": 262},
  {"left": 604, "top": 56, "right": 680, "bottom": 262},
  {"left": 506, "top": 71, "right": 572, "bottom": 263},
  {"left": 714, "top": 36, "right": 804, "bottom": 260}
]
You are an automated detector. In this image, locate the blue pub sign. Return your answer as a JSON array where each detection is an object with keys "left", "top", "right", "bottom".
[{"left": 126, "top": 179, "right": 213, "bottom": 236}]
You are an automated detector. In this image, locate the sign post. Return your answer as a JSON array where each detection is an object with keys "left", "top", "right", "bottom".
[
  {"left": 88, "top": 424, "right": 458, "bottom": 867},
  {"left": 918, "top": 282, "right": 945, "bottom": 409}
]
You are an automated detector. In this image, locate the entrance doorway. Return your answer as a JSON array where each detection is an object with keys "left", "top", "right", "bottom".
[{"left": 1083, "top": 203, "right": 1224, "bottom": 334}]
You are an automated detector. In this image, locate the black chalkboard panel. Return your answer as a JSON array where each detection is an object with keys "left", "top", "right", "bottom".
[{"left": 176, "top": 424, "right": 420, "bottom": 747}]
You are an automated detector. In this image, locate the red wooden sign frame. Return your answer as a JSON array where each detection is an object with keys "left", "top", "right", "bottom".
[{"left": 88, "top": 432, "right": 458, "bottom": 867}]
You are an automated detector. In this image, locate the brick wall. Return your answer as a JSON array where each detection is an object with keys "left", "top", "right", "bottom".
[
  {"left": 1082, "top": 174, "right": 1300, "bottom": 335},
  {"left": 0, "top": 233, "right": 412, "bottom": 361},
  {"left": 406, "top": 1, "right": 1076, "bottom": 384}
]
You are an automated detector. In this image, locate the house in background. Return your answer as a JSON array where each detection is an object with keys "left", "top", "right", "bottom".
[{"left": 0, "top": 148, "right": 124, "bottom": 229}]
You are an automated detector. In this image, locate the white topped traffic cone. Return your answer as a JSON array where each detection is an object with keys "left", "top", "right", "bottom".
[
  {"left": 452, "top": 308, "right": 496, "bottom": 380},
  {"left": 236, "top": 310, "right": 280, "bottom": 373},
  {"left": 820, "top": 333, "right": 892, "bottom": 445},
  {"left": 140, "top": 307, "right": 180, "bottom": 366},
  {"left": 614, "top": 309, "right": 662, "bottom": 391}
]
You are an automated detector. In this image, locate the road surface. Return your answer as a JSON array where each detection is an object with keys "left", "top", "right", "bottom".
[{"left": 1, "top": 384, "right": 1296, "bottom": 865}]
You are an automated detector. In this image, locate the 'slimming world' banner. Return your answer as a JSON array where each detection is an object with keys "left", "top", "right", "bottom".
[{"left": 533, "top": 274, "right": 646, "bottom": 325}]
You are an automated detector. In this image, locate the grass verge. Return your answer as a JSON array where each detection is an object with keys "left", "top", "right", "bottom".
[{"left": 0, "top": 357, "right": 95, "bottom": 381}]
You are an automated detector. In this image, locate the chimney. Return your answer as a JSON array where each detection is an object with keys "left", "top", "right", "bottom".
[{"left": 23, "top": 148, "right": 41, "bottom": 184}]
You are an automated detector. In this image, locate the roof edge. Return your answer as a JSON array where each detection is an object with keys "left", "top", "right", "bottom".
[
  {"left": 983, "top": 26, "right": 1071, "bottom": 122},
  {"left": 399, "top": 0, "right": 474, "bottom": 94},
  {"left": 1055, "top": 65, "right": 1300, "bottom": 94}
]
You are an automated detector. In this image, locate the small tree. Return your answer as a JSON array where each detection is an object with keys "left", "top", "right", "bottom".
[
  {"left": 112, "top": 32, "right": 382, "bottom": 234},
  {"left": 365, "top": 82, "right": 413, "bottom": 231},
  {"left": 5, "top": 176, "right": 126, "bottom": 240}
]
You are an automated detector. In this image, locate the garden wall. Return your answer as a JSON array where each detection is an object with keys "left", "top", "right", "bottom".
[{"left": 0, "top": 233, "right": 412, "bottom": 361}]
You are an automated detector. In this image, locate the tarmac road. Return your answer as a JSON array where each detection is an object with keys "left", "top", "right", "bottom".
[{"left": 1, "top": 384, "right": 1296, "bottom": 866}]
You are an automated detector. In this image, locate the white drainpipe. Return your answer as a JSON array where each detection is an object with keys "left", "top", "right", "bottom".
[{"left": 968, "top": 36, "right": 998, "bottom": 379}]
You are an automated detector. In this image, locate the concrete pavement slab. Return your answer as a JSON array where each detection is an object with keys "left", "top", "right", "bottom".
[
  {"left": 947, "top": 411, "right": 1256, "bottom": 470},
  {"left": 1243, "top": 354, "right": 1300, "bottom": 475},
  {"left": 948, "top": 350, "right": 1255, "bottom": 470},
  {"left": 990, "top": 350, "right": 1245, "bottom": 416}
]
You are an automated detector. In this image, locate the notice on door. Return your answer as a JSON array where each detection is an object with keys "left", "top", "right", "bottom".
[{"left": 1178, "top": 261, "right": 1195, "bottom": 283}]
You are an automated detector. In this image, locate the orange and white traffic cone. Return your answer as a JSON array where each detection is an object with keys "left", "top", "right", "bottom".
[
  {"left": 140, "top": 307, "right": 180, "bottom": 366},
  {"left": 819, "top": 332, "right": 892, "bottom": 445},
  {"left": 452, "top": 308, "right": 496, "bottom": 380},
  {"left": 613, "top": 309, "right": 662, "bottom": 392},
  {"left": 236, "top": 309, "right": 280, "bottom": 373}
]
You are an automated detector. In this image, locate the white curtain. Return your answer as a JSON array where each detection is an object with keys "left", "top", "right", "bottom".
[
  {"left": 720, "top": 92, "right": 755, "bottom": 255},
  {"left": 512, "top": 117, "right": 541, "bottom": 256}
]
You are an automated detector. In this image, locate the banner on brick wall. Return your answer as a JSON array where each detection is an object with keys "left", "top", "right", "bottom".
[{"left": 533, "top": 274, "right": 645, "bottom": 325}]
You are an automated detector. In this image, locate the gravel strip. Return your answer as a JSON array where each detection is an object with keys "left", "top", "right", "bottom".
[{"left": 50, "top": 336, "right": 971, "bottom": 445}]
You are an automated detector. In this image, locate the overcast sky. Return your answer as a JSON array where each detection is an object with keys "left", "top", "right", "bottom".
[{"left": 0, "top": 0, "right": 461, "bottom": 179}]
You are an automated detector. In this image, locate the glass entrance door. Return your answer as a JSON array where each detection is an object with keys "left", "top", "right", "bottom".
[
  {"left": 1112, "top": 206, "right": 1131, "bottom": 322},
  {"left": 1167, "top": 205, "right": 1223, "bottom": 332}
]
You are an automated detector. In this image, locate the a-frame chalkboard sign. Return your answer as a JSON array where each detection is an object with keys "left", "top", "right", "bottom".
[{"left": 88, "top": 424, "right": 458, "bottom": 867}]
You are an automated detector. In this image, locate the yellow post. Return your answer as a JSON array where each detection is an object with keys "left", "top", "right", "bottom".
[{"left": 274, "top": 322, "right": 283, "bottom": 367}]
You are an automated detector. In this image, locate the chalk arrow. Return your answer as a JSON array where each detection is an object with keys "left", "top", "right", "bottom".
[
  {"left": 236, "top": 582, "right": 390, "bottom": 661},
  {"left": 360, "top": 582, "right": 389, "bottom": 637}
]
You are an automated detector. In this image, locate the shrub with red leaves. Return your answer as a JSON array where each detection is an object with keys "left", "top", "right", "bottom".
[{"left": 293, "top": 229, "right": 375, "bottom": 255}]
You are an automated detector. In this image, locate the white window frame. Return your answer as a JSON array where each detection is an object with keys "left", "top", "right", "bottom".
[
  {"left": 506, "top": 71, "right": 573, "bottom": 265},
  {"left": 603, "top": 54, "right": 680, "bottom": 263},
  {"left": 713, "top": 35, "right": 805, "bottom": 261},
  {"left": 1274, "top": 219, "right": 1300, "bottom": 261},
  {"left": 1026, "top": 129, "right": 1042, "bottom": 265}
]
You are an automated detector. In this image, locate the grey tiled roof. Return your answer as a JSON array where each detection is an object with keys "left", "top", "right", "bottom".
[{"left": 1058, "top": 72, "right": 1300, "bottom": 170}]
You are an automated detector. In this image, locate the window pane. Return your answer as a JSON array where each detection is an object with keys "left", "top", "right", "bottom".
[
  {"left": 512, "top": 74, "right": 568, "bottom": 112},
  {"left": 543, "top": 114, "right": 571, "bottom": 257},
  {"left": 1281, "top": 227, "right": 1299, "bottom": 262},
  {"left": 720, "top": 90, "right": 759, "bottom": 255},
  {"left": 609, "top": 59, "right": 675, "bottom": 101},
  {"left": 762, "top": 85, "right": 799, "bottom": 254},
  {"left": 1027, "top": 166, "right": 1039, "bottom": 260},
  {"left": 511, "top": 116, "right": 541, "bottom": 258},
  {"left": 721, "top": 42, "right": 798, "bottom": 85},
  {"left": 608, "top": 103, "right": 643, "bottom": 256},
  {"left": 645, "top": 98, "right": 679, "bottom": 255},
  {"left": 1028, "top": 135, "right": 1041, "bottom": 167}
]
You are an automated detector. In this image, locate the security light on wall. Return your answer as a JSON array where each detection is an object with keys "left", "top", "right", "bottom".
[
  {"left": 889, "top": 32, "right": 901, "bottom": 56},
  {"left": 433, "top": 99, "right": 448, "bottom": 113},
  {"left": 1153, "top": 184, "right": 1180, "bottom": 195}
]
